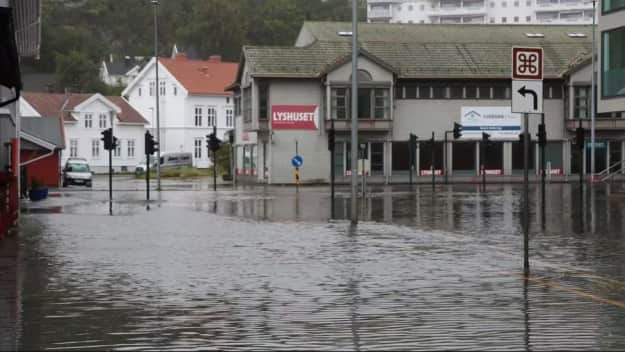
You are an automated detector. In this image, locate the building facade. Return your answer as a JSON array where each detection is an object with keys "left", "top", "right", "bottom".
[
  {"left": 228, "top": 21, "right": 613, "bottom": 185},
  {"left": 21, "top": 93, "right": 148, "bottom": 173},
  {"left": 598, "top": 0, "right": 625, "bottom": 113},
  {"left": 122, "top": 53, "right": 238, "bottom": 168},
  {"left": 368, "top": 0, "right": 594, "bottom": 25}
]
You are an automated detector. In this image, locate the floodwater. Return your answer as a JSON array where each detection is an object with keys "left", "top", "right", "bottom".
[{"left": 2, "top": 181, "right": 625, "bottom": 350}]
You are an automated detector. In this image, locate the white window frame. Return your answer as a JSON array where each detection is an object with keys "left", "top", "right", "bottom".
[
  {"left": 70, "top": 139, "right": 78, "bottom": 157},
  {"left": 226, "top": 108, "right": 233, "bottom": 127},
  {"left": 85, "top": 113, "right": 93, "bottom": 128},
  {"left": 194, "top": 138, "right": 202, "bottom": 159},
  {"left": 113, "top": 142, "right": 122, "bottom": 158},
  {"left": 99, "top": 113, "right": 107, "bottom": 129},
  {"left": 149, "top": 81, "right": 155, "bottom": 96},
  {"left": 195, "top": 106, "right": 203, "bottom": 127},
  {"left": 159, "top": 81, "right": 166, "bottom": 96},
  {"left": 127, "top": 139, "right": 135, "bottom": 158},
  {"left": 207, "top": 107, "right": 217, "bottom": 127},
  {"left": 92, "top": 139, "right": 100, "bottom": 158}
]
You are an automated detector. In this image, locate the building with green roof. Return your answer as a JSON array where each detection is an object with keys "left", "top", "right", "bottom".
[{"left": 229, "top": 21, "right": 624, "bottom": 184}]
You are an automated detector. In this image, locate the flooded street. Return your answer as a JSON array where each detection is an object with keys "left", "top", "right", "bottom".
[{"left": 2, "top": 181, "right": 625, "bottom": 350}]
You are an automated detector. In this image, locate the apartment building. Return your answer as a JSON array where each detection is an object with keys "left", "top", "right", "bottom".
[
  {"left": 368, "top": 0, "right": 594, "bottom": 25},
  {"left": 598, "top": 0, "right": 625, "bottom": 113}
]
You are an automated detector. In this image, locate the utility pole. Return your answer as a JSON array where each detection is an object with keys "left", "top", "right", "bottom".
[
  {"left": 329, "top": 119, "right": 336, "bottom": 202},
  {"left": 590, "top": 0, "right": 596, "bottom": 182},
  {"left": 152, "top": 0, "right": 161, "bottom": 191},
  {"left": 523, "top": 113, "right": 530, "bottom": 276},
  {"left": 350, "top": 0, "right": 359, "bottom": 225}
]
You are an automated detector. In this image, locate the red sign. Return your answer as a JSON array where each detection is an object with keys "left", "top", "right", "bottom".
[
  {"left": 272, "top": 105, "right": 318, "bottom": 130},
  {"left": 512, "top": 47, "right": 543, "bottom": 80}
]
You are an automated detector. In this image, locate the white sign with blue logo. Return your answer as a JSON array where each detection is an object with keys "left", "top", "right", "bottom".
[
  {"left": 291, "top": 155, "right": 303, "bottom": 168},
  {"left": 461, "top": 107, "right": 521, "bottom": 140}
]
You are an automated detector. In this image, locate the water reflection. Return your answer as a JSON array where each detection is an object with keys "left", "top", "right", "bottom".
[{"left": 4, "top": 184, "right": 625, "bottom": 349}]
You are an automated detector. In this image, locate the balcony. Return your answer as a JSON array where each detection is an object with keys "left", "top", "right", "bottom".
[
  {"left": 566, "top": 118, "right": 625, "bottom": 130},
  {"left": 326, "top": 119, "right": 393, "bottom": 131}
]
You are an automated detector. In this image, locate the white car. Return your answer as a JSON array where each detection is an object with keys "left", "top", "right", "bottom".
[{"left": 62, "top": 158, "right": 93, "bottom": 187}]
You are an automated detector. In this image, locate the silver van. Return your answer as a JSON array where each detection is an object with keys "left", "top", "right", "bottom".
[{"left": 159, "top": 152, "right": 193, "bottom": 168}]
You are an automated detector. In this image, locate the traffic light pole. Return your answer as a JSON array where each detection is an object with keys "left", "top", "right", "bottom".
[
  {"left": 330, "top": 119, "right": 335, "bottom": 202},
  {"left": 409, "top": 137, "right": 413, "bottom": 187},
  {"left": 444, "top": 131, "right": 449, "bottom": 185},
  {"left": 540, "top": 114, "right": 546, "bottom": 199},
  {"left": 146, "top": 151, "right": 150, "bottom": 205},
  {"left": 213, "top": 125, "right": 217, "bottom": 192},
  {"left": 108, "top": 134, "right": 113, "bottom": 216},
  {"left": 481, "top": 139, "right": 486, "bottom": 189},
  {"left": 523, "top": 113, "right": 529, "bottom": 276},
  {"left": 431, "top": 132, "right": 435, "bottom": 189}
]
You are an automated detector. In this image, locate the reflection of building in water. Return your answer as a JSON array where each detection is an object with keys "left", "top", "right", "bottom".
[{"left": 0, "top": 237, "right": 22, "bottom": 350}]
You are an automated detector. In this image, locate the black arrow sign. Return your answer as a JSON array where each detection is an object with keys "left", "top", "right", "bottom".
[{"left": 518, "top": 86, "right": 538, "bottom": 111}]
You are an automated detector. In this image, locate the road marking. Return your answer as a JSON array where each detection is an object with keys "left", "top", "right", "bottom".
[{"left": 525, "top": 274, "right": 625, "bottom": 309}]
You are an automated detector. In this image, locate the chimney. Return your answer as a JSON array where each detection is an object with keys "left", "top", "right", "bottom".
[{"left": 209, "top": 55, "right": 222, "bottom": 63}]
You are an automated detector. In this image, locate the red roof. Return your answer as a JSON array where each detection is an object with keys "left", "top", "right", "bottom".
[
  {"left": 22, "top": 92, "right": 148, "bottom": 124},
  {"left": 160, "top": 54, "right": 238, "bottom": 96}
]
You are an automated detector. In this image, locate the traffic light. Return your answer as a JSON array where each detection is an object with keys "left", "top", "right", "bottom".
[
  {"left": 453, "top": 122, "right": 463, "bottom": 139},
  {"left": 101, "top": 128, "right": 113, "bottom": 150},
  {"left": 519, "top": 132, "right": 532, "bottom": 145},
  {"left": 576, "top": 126, "right": 585, "bottom": 149},
  {"left": 409, "top": 133, "right": 418, "bottom": 149},
  {"left": 207, "top": 132, "right": 222, "bottom": 153},
  {"left": 537, "top": 123, "right": 547, "bottom": 147},
  {"left": 145, "top": 131, "right": 158, "bottom": 155},
  {"left": 228, "top": 131, "right": 234, "bottom": 145},
  {"left": 328, "top": 128, "right": 335, "bottom": 151},
  {"left": 482, "top": 132, "right": 492, "bottom": 148}
]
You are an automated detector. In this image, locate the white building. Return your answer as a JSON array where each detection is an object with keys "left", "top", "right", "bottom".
[
  {"left": 368, "top": 0, "right": 595, "bottom": 25},
  {"left": 122, "top": 53, "right": 238, "bottom": 168},
  {"left": 20, "top": 92, "right": 149, "bottom": 173}
]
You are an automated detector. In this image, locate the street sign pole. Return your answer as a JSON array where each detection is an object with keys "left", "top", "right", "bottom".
[
  {"left": 409, "top": 137, "right": 413, "bottom": 186},
  {"left": 330, "top": 120, "right": 335, "bottom": 203},
  {"left": 431, "top": 132, "right": 435, "bottom": 189},
  {"left": 540, "top": 114, "right": 546, "bottom": 198},
  {"left": 523, "top": 113, "right": 529, "bottom": 276},
  {"left": 444, "top": 132, "right": 448, "bottom": 185}
]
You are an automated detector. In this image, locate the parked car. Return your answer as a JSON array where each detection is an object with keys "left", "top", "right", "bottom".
[
  {"left": 135, "top": 155, "right": 157, "bottom": 175},
  {"left": 62, "top": 158, "right": 93, "bottom": 187}
]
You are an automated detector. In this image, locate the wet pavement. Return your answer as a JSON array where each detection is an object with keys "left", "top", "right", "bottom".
[{"left": 2, "top": 179, "right": 625, "bottom": 350}]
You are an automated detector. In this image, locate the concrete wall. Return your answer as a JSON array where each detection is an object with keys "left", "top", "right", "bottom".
[{"left": 268, "top": 80, "right": 330, "bottom": 184}]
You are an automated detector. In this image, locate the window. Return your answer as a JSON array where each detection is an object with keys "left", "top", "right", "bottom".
[
  {"left": 127, "top": 140, "right": 135, "bottom": 158},
  {"left": 478, "top": 84, "right": 491, "bottom": 99},
  {"left": 544, "top": 82, "right": 563, "bottom": 99},
  {"left": 226, "top": 109, "right": 233, "bottom": 127},
  {"left": 466, "top": 85, "right": 478, "bottom": 98},
  {"left": 502, "top": 17, "right": 507, "bottom": 23},
  {"left": 159, "top": 81, "right": 166, "bottom": 96},
  {"left": 574, "top": 86, "right": 591, "bottom": 118},
  {"left": 234, "top": 95, "right": 241, "bottom": 116},
  {"left": 603, "top": 0, "right": 625, "bottom": 13},
  {"left": 331, "top": 88, "right": 348, "bottom": 119},
  {"left": 226, "top": 97, "right": 230, "bottom": 104},
  {"left": 514, "top": 16, "right": 519, "bottom": 22},
  {"left": 173, "top": 84, "right": 177, "bottom": 96},
  {"left": 526, "top": 0, "right": 532, "bottom": 5},
  {"left": 489, "top": 17, "right": 495, "bottom": 23},
  {"left": 405, "top": 85, "right": 417, "bottom": 99},
  {"left": 371, "top": 142, "right": 384, "bottom": 175},
  {"left": 258, "top": 82, "right": 269, "bottom": 120},
  {"left": 138, "top": 87, "right": 141, "bottom": 97},
  {"left": 92, "top": 139, "right": 100, "bottom": 158},
  {"left": 514, "top": 0, "right": 519, "bottom": 5},
  {"left": 492, "top": 84, "right": 510, "bottom": 99},
  {"left": 243, "top": 87, "right": 252, "bottom": 123},
  {"left": 502, "top": 1, "right": 507, "bottom": 6},
  {"left": 194, "top": 138, "right": 202, "bottom": 159},
  {"left": 207, "top": 107, "right": 216, "bottom": 127},
  {"left": 490, "top": 1, "right": 495, "bottom": 7},
  {"left": 602, "top": 27, "right": 625, "bottom": 97},
  {"left": 374, "top": 89, "right": 390, "bottom": 119},
  {"left": 526, "top": 16, "right": 532, "bottom": 22},
  {"left": 420, "top": 4, "right": 425, "bottom": 10},
  {"left": 70, "top": 139, "right": 78, "bottom": 157},
  {"left": 99, "top": 113, "right": 107, "bottom": 129},
  {"left": 432, "top": 85, "right": 447, "bottom": 99},
  {"left": 450, "top": 86, "right": 463, "bottom": 99},
  {"left": 84, "top": 113, "right": 93, "bottom": 128},
  {"left": 149, "top": 81, "right": 155, "bottom": 96},
  {"left": 195, "top": 106, "right": 203, "bottom": 126},
  {"left": 408, "top": 4, "right": 413, "bottom": 10},
  {"left": 114, "top": 142, "right": 121, "bottom": 157}
]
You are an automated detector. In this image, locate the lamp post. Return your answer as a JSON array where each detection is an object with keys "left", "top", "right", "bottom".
[
  {"left": 151, "top": 0, "right": 161, "bottom": 191},
  {"left": 350, "top": 0, "right": 358, "bottom": 225},
  {"left": 590, "top": 0, "right": 596, "bottom": 181}
]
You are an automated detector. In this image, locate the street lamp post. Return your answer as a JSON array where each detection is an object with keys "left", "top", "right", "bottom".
[
  {"left": 152, "top": 0, "right": 161, "bottom": 191},
  {"left": 350, "top": 0, "right": 359, "bottom": 225},
  {"left": 590, "top": 0, "right": 596, "bottom": 182}
]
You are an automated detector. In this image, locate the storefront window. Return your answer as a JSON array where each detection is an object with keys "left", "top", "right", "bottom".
[
  {"left": 419, "top": 142, "right": 444, "bottom": 172},
  {"left": 483, "top": 142, "right": 503, "bottom": 171},
  {"left": 544, "top": 142, "right": 563, "bottom": 174},
  {"left": 602, "top": 27, "right": 625, "bottom": 98},
  {"left": 603, "top": 0, "right": 625, "bottom": 13},
  {"left": 392, "top": 142, "right": 410, "bottom": 171},
  {"left": 453, "top": 142, "right": 476, "bottom": 174},
  {"left": 512, "top": 142, "right": 535, "bottom": 173}
]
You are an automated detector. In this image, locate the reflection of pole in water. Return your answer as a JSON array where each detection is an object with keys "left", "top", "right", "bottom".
[
  {"left": 346, "top": 224, "right": 361, "bottom": 351},
  {"left": 590, "top": 185, "right": 596, "bottom": 234},
  {"left": 523, "top": 276, "right": 531, "bottom": 352}
]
